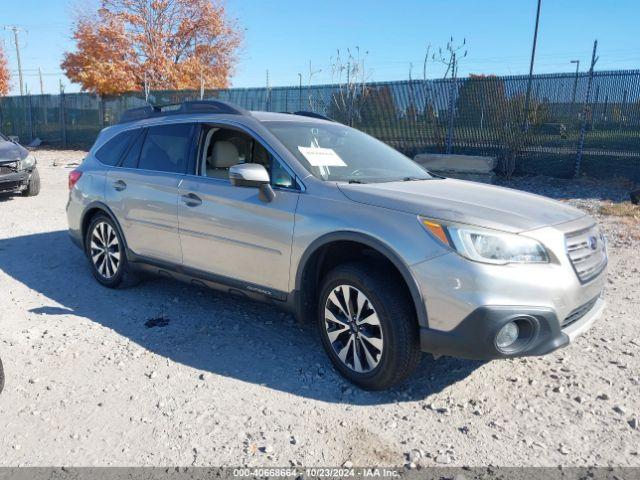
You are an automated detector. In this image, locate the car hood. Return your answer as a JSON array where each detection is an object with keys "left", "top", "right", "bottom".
[
  {"left": 0, "top": 140, "right": 28, "bottom": 163},
  {"left": 337, "top": 178, "right": 586, "bottom": 233}
]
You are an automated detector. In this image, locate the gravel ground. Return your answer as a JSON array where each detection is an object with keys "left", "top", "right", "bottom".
[{"left": 0, "top": 150, "right": 639, "bottom": 467}]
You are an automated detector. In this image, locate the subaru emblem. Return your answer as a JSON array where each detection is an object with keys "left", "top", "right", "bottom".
[{"left": 588, "top": 236, "right": 598, "bottom": 250}]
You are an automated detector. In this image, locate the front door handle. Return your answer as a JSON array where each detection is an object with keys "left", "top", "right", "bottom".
[
  {"left": 181, "top": 193, "right": 202, "bottom": 207},
  {"left": 112, "top": 179, "right": 127, "bottom": 191}
]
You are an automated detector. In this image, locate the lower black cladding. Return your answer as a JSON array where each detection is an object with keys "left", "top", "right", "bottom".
[{"left": 419, "top": 305, "right": 570, "bottom": 360}]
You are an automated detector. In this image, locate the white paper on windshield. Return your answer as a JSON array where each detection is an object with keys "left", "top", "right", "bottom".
[{"left": 298, "top": 146, "right": 347, "bottom": 167}]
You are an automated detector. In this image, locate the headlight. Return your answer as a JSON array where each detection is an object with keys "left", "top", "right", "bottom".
[
  {"left": 419, "top": 217, "right": 549, "bottom": 265},
  {"left": 19, "top": 154, "right": 36, "bottom": 170}
]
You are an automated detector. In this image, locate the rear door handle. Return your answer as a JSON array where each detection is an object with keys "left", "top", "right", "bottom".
[
  {"left": 112, "top": 180, "right": 127, "bottom": 191},
  {"left": 181, "top": 193, "right": 202, "bottom": 207}
]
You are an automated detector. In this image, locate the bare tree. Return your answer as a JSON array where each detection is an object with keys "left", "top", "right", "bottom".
[
  {"left": 329, "top": 47, "right": 370, "bottom": 125},
  {"left": 306, "top": 60, "right": 322, "bottom": 111},
  {"left": 433, "top": 37, "right": 468, "bottom": 153},
  {"left": 433, "top": 37, "right": 467, "bottom": 79}
]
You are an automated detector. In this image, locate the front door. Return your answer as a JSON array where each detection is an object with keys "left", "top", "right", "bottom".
[{"left": 177, "top": 125, "right": 299, "bottom": 296}]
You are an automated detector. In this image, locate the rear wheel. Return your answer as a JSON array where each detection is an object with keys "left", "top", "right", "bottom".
[
  {"left": 22, "top": 167, "right": 40, "bottom": 196},
  {"left": 317, "top": 262, "right": 421, "bottom": 390},
  {"left": 85, "top": 213, "right": 137, "bottom": 288}
]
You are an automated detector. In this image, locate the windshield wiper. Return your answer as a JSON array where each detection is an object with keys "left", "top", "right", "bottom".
[
  {"left": 347, "top": 179, "right": 367, "bottom": 184},
  {"left": 402, "top": 177, "right": 422, "bottom": 181}
]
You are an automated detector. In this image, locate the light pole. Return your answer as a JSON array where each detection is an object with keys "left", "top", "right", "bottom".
[
  {"left": 522, "top": 0, "right": 542, "bottom": 131},
  {"left": 570, "top": 59, "right": 580, "bottom": 105}
]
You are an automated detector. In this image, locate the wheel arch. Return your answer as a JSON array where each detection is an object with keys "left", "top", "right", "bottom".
[
  {"left": 293, "top": 231, "right": 428, "bottom": 327},
  {"left": 80, "top": 202, "right": 129, "bottom": 252}
]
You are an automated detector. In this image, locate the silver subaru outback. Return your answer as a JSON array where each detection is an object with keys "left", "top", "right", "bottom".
[{"left": 66, "top": 101, "right": 607, "bottom": 390}]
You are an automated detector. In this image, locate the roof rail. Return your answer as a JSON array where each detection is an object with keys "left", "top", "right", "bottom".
[
  {"left": 292, "top": 111, "right": 334, "bottom": 122},
  {"left": 118, "top": 100, "right": 249, "bottom": 124}
]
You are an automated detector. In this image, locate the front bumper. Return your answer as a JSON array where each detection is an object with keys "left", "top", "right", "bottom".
[
  {"left": 411, "top": 215, "right": 607, "bottom": 360},
  {"left": 0, "top": 171, "right": 29, "bottom": 193},
  {"left": 419, "top": 297, "right": 605, "bottom": 360}
]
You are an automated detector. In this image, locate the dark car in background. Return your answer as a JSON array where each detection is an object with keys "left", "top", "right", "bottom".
[{"left": 0, "top": 132, "right": 40, "bottom": 197}]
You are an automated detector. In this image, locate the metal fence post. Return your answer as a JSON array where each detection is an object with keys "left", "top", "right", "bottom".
[
  {"left": 574, "top": 40, "right": 598, "bottom": 177},
  {"left": 445, "top": 77, "right": 456, "bottom": 154},
  {"left": 27, "top": 94, "right": 33, "bottom": 142},
  {"left": 98, "top": 95, "right": 105, "bottom": 129},
  {"left": 60, "top": 91, "right": 67, "bottom": 148}
]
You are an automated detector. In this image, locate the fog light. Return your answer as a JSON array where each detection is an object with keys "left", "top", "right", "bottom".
[{"left": 496, "top": 322, "right": 519, "bottom": 350}]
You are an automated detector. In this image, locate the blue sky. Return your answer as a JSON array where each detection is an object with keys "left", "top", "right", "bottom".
[{"left": 1, "top": 0, "right": 639, "bottom": 95}]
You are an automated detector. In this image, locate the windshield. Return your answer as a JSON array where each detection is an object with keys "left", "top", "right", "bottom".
[{"left": 264, "top": 121, "right": 431, "bottom": 183}]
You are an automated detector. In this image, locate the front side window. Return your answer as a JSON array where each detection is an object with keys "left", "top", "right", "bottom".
[
  {"left": 199, "top": 126, "right": 296, "bottom": 189},
  {"left": 264, "top": 121, "right": 431, "bottom": 183},
  {"left": 95, "top": 129, "right": 138, "bottom": 166},
  {"left": 138, "top": 123, "right": 195, "bottom": 173}
]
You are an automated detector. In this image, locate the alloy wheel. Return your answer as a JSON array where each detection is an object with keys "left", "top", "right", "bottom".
[
  {"left": 324, "top": 285, "right": 384, "bottom": 373},
  {"left": 90, "top": 221, "right": 121, "bottom": 279}
]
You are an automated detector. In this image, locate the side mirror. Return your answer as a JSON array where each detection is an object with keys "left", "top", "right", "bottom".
[{"left": 229, "top": 163, "right": 275, "bottom": 202}]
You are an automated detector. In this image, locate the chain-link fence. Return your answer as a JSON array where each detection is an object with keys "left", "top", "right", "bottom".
[{"left": 1, "top": 70, "right": 639, "bottom": 181}]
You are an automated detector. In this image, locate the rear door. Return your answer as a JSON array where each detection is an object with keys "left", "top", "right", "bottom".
[
  {"left": 105, "top": 123, "right": 197, "bottom": 264},
  {"left": 177, "top": 124, "right": 300, "bottom": 296}
]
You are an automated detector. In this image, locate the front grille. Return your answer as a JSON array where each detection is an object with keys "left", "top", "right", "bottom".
[
  {"left": 565, "top": 225, "right": 607, "bottom": 283},
  {"left": 562, "top": 296, "right": 599, "bottom": 328},
  {"left": 0, "top": 162, "right": 19, "bottom": 175},
  {"left": 0, "top": 180, "right": 23, "bottom": 192}
]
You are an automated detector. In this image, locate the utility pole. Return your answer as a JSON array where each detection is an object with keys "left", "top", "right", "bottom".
[
  {"left": 38, "top": 67, "right": 44, "bottom": 95},
  {"left": 574, "top": 40, "right": 599, "bottom": 177},
  {"left": 570, "top": 59, "right": 580, "bottom": 104},
  {"left": 4, "top": 26, "right": 25, "bottom": 95},
  {"left": 522, "top": 0, "right": 542, "bottom": 131}
]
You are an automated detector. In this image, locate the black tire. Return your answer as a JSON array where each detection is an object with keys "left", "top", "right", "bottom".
[
  {"left": 85, "top": 213, "right": 138, "bottom": 288},
  {"left": 22, "top": 167, "right": 40, "bottom": 196},
  {"left": 317, "top": 262, "right": 421, "bottom": 390},
  {"left": 0, "top": 356, "right": 4, "bottom": 394}
]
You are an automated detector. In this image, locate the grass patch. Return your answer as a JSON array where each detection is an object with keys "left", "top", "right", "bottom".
[{"left": 599, "top": 202, "right": 640, "bottom": 219}]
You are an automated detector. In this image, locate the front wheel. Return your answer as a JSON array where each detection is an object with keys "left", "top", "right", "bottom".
[
  {"left": 22, "top": 167, "right": 40, "bottom": 196},
  {"left": 317, "top": 262, "right": 421, "bottom": 390}
]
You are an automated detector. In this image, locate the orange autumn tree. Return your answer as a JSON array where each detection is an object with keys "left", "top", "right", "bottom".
[
  {"left": 0, "top": 45, "right": 10, "bottom": 96},
  {"left": 61, "top": 0, "right": 241, "bottom": 95}
]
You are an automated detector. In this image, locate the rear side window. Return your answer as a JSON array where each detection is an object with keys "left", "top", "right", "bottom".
[
  {"left": 95, "top": 129, "right": 138, "bottom": 166},
  {"left": 138, "top": 124, "right": 195, "bottom": 173},
  {"left": 121, "top": 129, "right": 146, "bottom": 169}
]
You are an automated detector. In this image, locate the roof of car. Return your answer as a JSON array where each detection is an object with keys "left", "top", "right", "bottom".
[
  {"left": 117, "top": 100, "right": 334, "bottom": 125},
  {"left": 250, "top": 111, "right": 333, "bottom": 123}
]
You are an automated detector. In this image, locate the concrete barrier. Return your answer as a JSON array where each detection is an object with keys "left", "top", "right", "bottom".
[{"left": 414, "top": 153, "right": 497, "bottom": 183}]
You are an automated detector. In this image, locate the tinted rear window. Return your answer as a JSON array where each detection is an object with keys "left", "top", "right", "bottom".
[
  {"left": 138, "top": 124, "right": 194, "bottom": 173},
  {"left": 121, "top": 129, "right": 146, "bottom": 169},
  {"left": 95, "top": 130, "right": 138, "bottom": 166}
]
